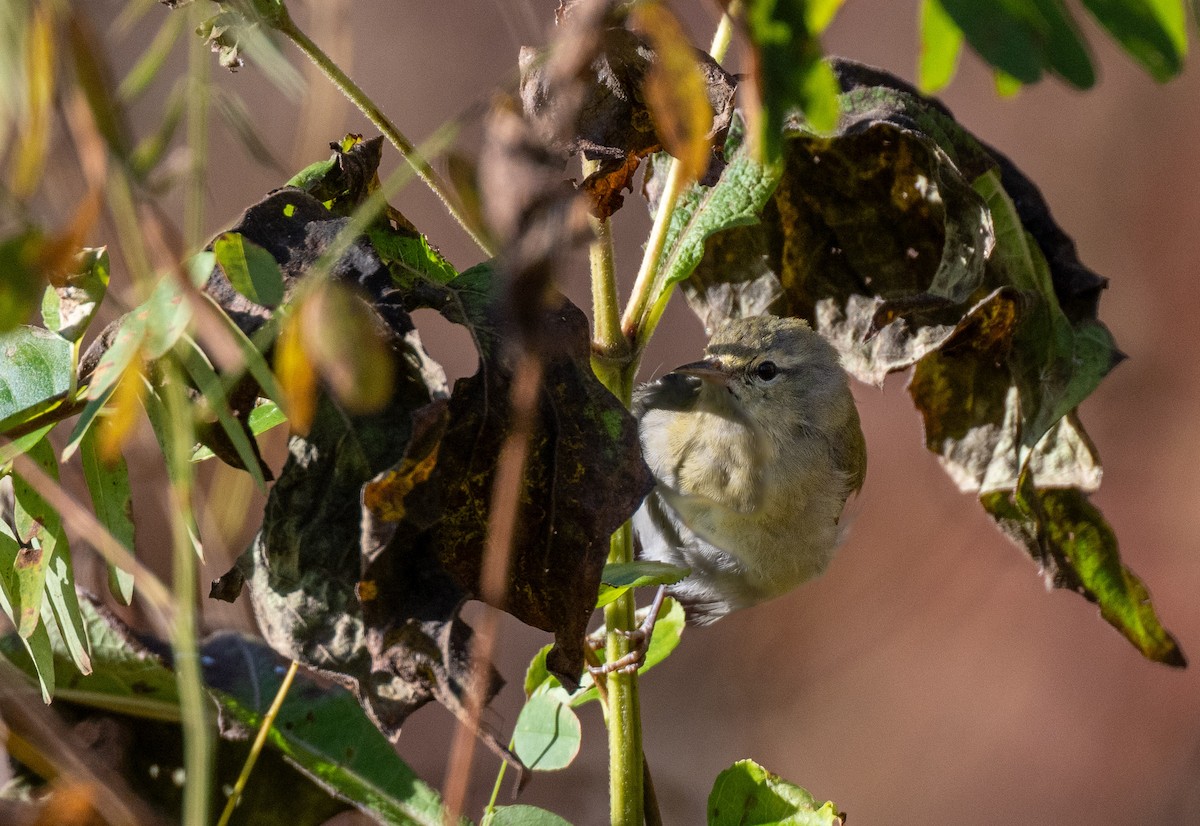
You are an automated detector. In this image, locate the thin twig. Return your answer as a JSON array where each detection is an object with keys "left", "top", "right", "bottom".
[
  {"left": 216, "top": 659, "right": 300, "bottom": 826},
  {"left": 273, "top": 6, "right": 496, "bottom": 257}
]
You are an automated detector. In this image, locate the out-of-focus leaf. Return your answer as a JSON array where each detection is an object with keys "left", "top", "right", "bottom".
[
  {"left": 141, "top": 275, "right": 192, "bottom": 359},
  {"left": 130, "top": 81, "right": 186, "bottom": 177},
  {"left": 986, "top": 487, "right": 1184, "bottom": 666},
  {"left": 708, "top": 759, "right": 843, "bottom": 826},
  {"left": 741, "top": 0, "right": 842, "bottom": 156},
  {"left": 79, "top": 426, "right": 136, "bottom": 605},
  {"left": 629, "top": 1, "right": 714, "bottom": 184},
  {"left": 919, "top": 0, "right": 964, "bottom": 92},
  {"left": 274, "top": 310, "right": 316, "bottom": 434},
  {"left": 117, "top": 10, "right": 185, "bottom": 101},
  {"left": 41, "top": 247, "right": 109, "bottom": 343},
  {"left": 66, "top": 11, "right": 132, "bottom": 158},
  {"left": 300, "top": 281, "right": 394, "bottom": 415},
  {"left": 0, "top": 519, "right": 55, "bottom": 702},
  {"left": 213, "top": 87, "right": 285, "bottom": 172},
  {"left": 95, "top": 360, "right": 144, "bottom": 466},
  {"left": 511, "top": 688, "right": 582, "bottom": 771},
  {"left": 595, "top": 560, "right": 688, "bottom": 608},
  {"left": 483, "top": 806, "right": 573, "bottom": 826},
  {"left": 0, "top": 325, "right": 72, "bottom": 434},
  {"left": 0, "top": 424, "right": 53, "bottom": 469},
  {"left": 213, "top": 232, "right": 285, "bottom": 308},
  {"left": 1082, "top": 0, "right": 1186, "bottom": 82},
  {"left": 9, "top": 5, "right": 55, "bottom": 198},
  {"left": 938, "top": 0, "right": 1095, "bottom": 88},
  {"left": 0, "top": 231, "right": 48, "bottom": 334}
]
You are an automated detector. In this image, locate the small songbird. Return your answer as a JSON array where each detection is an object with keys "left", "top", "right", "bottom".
[{"left": 633, "top": 314, "right": 866, "bottom": 624}]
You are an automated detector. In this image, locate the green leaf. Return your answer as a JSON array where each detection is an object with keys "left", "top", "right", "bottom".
[
  {"left": 0, "top": 230, "right": 47, "bottom": 333},
  {"left": 0, "top": 325, "right": 72, "bottom": 433},
  {"left": 213, "top": 232, "right": 286, "bottom": 308},
  {"left": 79, "top": 425, "right": 137, "bottom": 605},
  {"left": 41, "top": 246, "right": 110, "bottom": 343},
  {"left": 511, "top": 689, "right": 582, "bottom": 771},
  {"left": 0, "top": 520, "right": 55, "bottom": 702},
  {"left": 191, "top": 400, "right": 286, "bottom": 462},
  {"left": 1082, "top": 0, "right": 1187, "bottom": 81},
  {"left": 742, "top": 0, "right": 841, "bottom": 153},
  {"left": 918, "top": 0, "right": 964, "bottom": 92},
  {"left": 708, "top": 759, "right": 843, "bottom": 825},
  {"left": 596, "top": 560, "right": 689, "bottom": 608},
  {"left": 483, "top": 805, "right": 574, "bottom": 826},
  {"left": 205, "top": 632, "right": 461, "bottom": 826},
  {"left": 938, "top": 0, "right": 1095, "bottom": 88},
  {"left": 142, "top": 274, "right": 193, "bottom": 359},
  {"left": 14, "top": 437, "right": 91, "bottom": 676},
  {"left": 983, "top": 488, "right": 1184, "bottom": 666},
  {"left": 646, "top": 122, "right": 783, "bottom": 336}
]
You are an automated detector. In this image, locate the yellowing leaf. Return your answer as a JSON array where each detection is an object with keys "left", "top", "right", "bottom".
[
  {"left": 630, "top": 1, "right": 714, "bottom": 183},
  {"left": 300, "top": 282, "right": 394, "bottom": 416},
  {"left": 275, "top": 309, "right": 317, "bottom": 435},
  {"left": 10, "top": 5, "right": 56, "bottom": 197},
  {"left": 96, "top": 359, "right": 144, "bottom": 465}
]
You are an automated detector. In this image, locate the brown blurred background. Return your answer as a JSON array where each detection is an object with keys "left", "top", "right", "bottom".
[{"left": 55, "top": 1, "right": 1200, "bottom": 823}]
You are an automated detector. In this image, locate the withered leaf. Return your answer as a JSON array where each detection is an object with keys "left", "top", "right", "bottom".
[
  {"left": 363, "top": 263, "right": 653, "bottom": 689},
  {"left": 520, "top": 5, "right": 735, "bottom": 219}
]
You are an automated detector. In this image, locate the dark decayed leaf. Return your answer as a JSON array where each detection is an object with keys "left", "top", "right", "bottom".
[
  {"left": 708, "top": 759, "right": 843, "bottom": 826},
  {"left": 658, "top": 60, "right": 1181, "bottom": 665},
  {"left": 361, "top": 262, "right": 653, "bottom": 693},
  {"left": 519, "top": 2, "right": 735, "bottom": 219}
]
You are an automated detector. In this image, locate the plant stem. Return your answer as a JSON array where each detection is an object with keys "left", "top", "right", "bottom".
[
  {"left": 604, "top": 521, "right": 643, "bottom": 826},
  {"left": 184, "top": 3, "right": 210, "bottom": 252},
  {"left": 586, "top": 160, "right": 628, "bottom": 393},
  {"left": 161, "top": 369, "right": 213, "bottom": 826},
  {"left": 273, "top": 6, "right": 496, "bottom": 258},
  {"left": 620, "top": 5, "right": 739, "bottom": 353}
]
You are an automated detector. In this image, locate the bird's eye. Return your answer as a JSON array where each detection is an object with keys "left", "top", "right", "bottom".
[{"left": 755, "top": 360, "right": 779, "bottom": 381}]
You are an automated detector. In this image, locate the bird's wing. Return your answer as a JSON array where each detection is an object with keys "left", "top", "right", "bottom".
[{"left": 631, "top": 371, "right": 703, "bottom": 418}]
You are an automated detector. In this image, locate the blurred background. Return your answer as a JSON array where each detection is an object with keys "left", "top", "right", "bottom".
[{"left": 42, "top": 1, "right": 1200, "bottom": 823}]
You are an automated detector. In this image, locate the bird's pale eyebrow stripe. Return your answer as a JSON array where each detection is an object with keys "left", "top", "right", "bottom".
[{"left": 707, "top": 343, "right": 756, "bottom": 359}]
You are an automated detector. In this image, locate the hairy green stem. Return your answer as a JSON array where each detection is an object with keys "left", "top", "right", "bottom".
[
  {"left": 273, "top": 6, "right": 496, "bottom": 257},
  {"left": 620, "top": 6, "right": 739, "bottom": 353},
  {"left": 604, "top": 521, "right": 644, "bottom": 826}
]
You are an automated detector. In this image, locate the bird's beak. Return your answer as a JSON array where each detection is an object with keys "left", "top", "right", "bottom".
[{"left": 672, "top": 358, "right": 730, "bottom": 386}]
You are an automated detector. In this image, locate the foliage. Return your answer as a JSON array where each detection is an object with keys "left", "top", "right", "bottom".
[{"left": 0, "top": 0, "right": 1191, "bottom": 824}]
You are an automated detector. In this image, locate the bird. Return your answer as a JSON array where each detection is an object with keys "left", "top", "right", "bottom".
[{"left": 632, "top": 314, "right": 866, "bottom": 625}]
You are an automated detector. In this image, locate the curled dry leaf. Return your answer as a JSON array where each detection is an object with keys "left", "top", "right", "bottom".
[{"left": 520, "top": 0, "right": 735, "bottom": 218}]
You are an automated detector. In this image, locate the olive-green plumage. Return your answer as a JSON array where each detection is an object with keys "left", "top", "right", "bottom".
[{"left": 633, "top": 315, "right": 866, "bottom": 624}]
